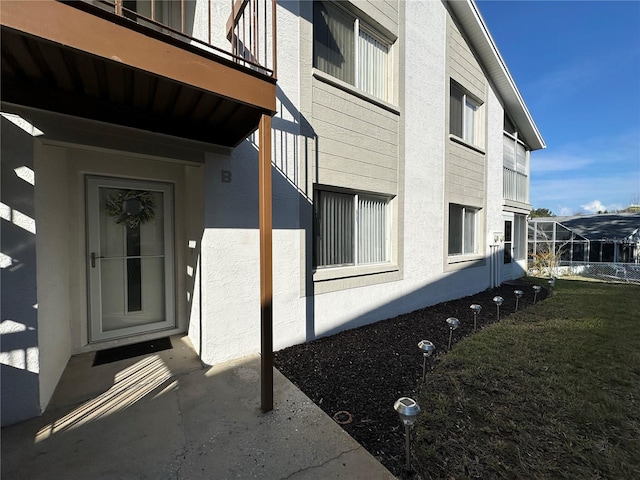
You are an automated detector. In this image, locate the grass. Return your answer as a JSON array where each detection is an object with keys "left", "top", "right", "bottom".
[{"left": 413, "top": 279, "right": 640, "bottom": 479}]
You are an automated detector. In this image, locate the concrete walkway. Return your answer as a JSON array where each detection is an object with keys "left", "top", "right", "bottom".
[{"left": 1, "top": 335, "right": 395, "bottom": 479}]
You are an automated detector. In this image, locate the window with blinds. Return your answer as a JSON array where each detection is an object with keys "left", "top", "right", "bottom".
[
  {"left": 450, "top": 82, "right": 482, "bottom": 147},
  {"left": 315, "top": 190, "right": 390, "bottom": 268},
  {"left": 448, "top": 204, "right": 478, "bottom": 256},
  {"left": 313, "top": 1, "right": 392, "bottom": 102}
]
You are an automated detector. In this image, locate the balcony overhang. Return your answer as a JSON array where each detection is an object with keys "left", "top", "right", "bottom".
[{"left": 0, "top": 0, "right": 276, "bottom": 147}]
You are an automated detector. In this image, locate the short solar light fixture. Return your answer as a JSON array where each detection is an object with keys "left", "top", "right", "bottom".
[
  {"left": 470, "top": 304, "right": 482, "bottom": 332},
  {"left": 548, "top": 277, "right": 556, "bottom": 291},
  {"left": 493, "top": 296, "right": 504, "bottom": 320},
  {"left": 418, "top": 340, "right": 436, "bottom": 382},
  {"left": 446, "top": 317, "right": 460, "bottom": 350},
  {"left": 394, "top": 397, "right": 420, "bottom": 471},
  {"left": 514, "top": 290, "right": 524, "bottom": 311},
  {"left": 533, "top": 285, "right": 542, "bottom": 304}
]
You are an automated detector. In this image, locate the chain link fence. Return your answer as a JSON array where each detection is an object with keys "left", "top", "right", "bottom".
[{"left": 529, "top": 262, "right": 640, "bottom": 284}]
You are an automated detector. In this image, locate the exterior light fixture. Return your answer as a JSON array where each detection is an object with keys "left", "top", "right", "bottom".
[
  {"left": 418, "top": 340, "right": 436, "bottom": 382},
  {"left": 446, "top": 317, "right": 460, "bottom": 350},
  {"left": 470, "top": 304, "right": 482, "bottom": 332},
  {"left": 533, "top": 285, "right": 541, "bottom": 304},
  {"left": 394, "top": 397, "right": 420, "bottom": 471},
  {"left": 514, "top": 290, "right": 523, "bottom": 311},
  {"left": 493, "top": 296, "right": 504, "bottom": 320},
  {"left": 548, "top": 277, "right": 556, "bottom": 291}
]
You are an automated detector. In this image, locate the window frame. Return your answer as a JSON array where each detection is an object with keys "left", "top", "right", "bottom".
[
  {"left": 448, "top": 204, "right": 479, "bottom": 257},
  {"left": 313, "top": 1, "right": 393, "bottom": 103},
  {"left": 314, "top": 188, "right": 392, "bottom": 269},
  {"left": 450, "top": 82, "right": 483, "bottom": 148}
]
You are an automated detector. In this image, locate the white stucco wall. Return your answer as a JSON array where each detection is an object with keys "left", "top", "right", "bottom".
[
  {"left": 34, "top": 143, "right": 72, "bottom": 412},
  {"left": 486, "top": 84, "right": 508, "bottom": 248},
  {"left": 1, "top": 116, "right": 41, "bottom": 425},
  {"left": 4, "top": 109, "right": 208, "bottom": 417},
  {"left": 2, "top": 1, "right": 533, "bottom": 428},
  {"left": 195, "top": 0, "right": 503, "bottom": 366}
]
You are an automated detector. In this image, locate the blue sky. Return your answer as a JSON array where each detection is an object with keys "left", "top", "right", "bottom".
[{"left": 476, "top": 0, "right": 640, "bottom": 216}]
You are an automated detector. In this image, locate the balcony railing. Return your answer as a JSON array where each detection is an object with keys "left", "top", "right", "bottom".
[
  {"left": 503, "top": 166, "right": 528, "bottom": 204},
  {"left": 78, "top": 0, "right": 276, "bottom": 77}
]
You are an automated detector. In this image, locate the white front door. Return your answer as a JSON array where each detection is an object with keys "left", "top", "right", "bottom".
[{"left": 86, "top": 176, "right": 175, "bottom": 342}]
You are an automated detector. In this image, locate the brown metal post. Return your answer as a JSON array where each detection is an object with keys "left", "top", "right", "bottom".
[{"left": 259, "top": 113, "right": 273, "bottom": 413}]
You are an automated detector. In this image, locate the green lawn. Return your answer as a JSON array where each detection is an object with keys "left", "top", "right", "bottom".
[{"left": 414, "top": 279, "right": 640, "bottom": 479}]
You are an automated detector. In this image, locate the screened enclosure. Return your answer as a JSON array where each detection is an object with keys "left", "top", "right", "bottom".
[
  {"left": 528, "top": 214, "right": 640, "bottom": 282},
  {"left": 528, "top": 220, "right": 590, "bottom": 264}
]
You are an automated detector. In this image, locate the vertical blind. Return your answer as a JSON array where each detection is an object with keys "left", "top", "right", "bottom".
[
  {"left": 316, "top": 191, "right": 388, "bottom": 267},
  {"left": 448, "top": 204, "right": 477, "bottom": 255},
  {"left": 515, "top": 142, "right": 527, "bottom": 174},
  {"left": 313, "top": 1, "right": 390, "bottom": 102},
  {"left": 450, "top": 85, "right": 463, "bottom": 138},
  {"left": 313, "top": 1, "right": 355, "bottom": 85},
  {"left": 504, "top": 134, "right": 528, "bottom": 174},
  {"left": 316, "top": 191, "right": 354, "bottom": 266},
  {"left": 357, "top": 29, "right": 388, "bottom": 101},
  {"left": 503, "top": 134, "right": 516, "bottom": 169},
  {"left": 463, "top": 97, "right": 477, "bottom": 142},
  {"left": 463, "top": 207, "right": 476, "bottom": 253},
  {"left": 358, "top": 195, "right": 387, "bottom": 264}
]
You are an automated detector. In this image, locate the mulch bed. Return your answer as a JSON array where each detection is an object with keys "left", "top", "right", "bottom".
[{"left": 274, "top": 279, "right": 549, "bottom": 478}]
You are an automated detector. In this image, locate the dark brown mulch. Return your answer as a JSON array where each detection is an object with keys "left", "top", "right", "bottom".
[{"left": 274, "top": 280, "right": 549, "bottom": 478}]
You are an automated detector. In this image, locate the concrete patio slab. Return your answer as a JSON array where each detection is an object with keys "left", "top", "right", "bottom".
[{"left": 1, "top": 335, "right": 395, "bottom": 479}]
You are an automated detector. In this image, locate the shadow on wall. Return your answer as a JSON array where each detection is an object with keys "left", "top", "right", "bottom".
[
  {"left": 201, "top": 84, "right": 319, "bottom": 342},
  {"left": 1, "top": 116, "right": 42, "bottom": 426}
]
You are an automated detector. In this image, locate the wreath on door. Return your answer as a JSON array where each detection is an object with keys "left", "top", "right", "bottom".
[{"left": 105, "top": 190, "right": 156, "bottom": 228}]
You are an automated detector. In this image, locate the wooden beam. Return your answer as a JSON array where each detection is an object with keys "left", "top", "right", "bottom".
[
  {"left": 259, "top": 113, "right": 273, "bottom": 413},
  {"left": 0, "top": 0, "right": 276, "bottom": 113}
]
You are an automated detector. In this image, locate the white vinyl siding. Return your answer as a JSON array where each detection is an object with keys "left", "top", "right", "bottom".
[
  {"left": 448, "top": 204, "right": 478, "bottom": 256},
  {"left": 316, "top": 190, "right": 389, "bottom": 267},
  {"left": 314, "top": 1, "right": 392, "bottom": 102}
]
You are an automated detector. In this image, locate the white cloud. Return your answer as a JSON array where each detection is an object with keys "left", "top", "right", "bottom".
[
  {"left": 581, "top": 200, "right": 606, "bottom": 214},
  {"left": 580, "top": 200, "right": 624, "bottom": 214}
]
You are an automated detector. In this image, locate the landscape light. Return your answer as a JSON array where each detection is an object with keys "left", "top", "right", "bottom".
[
  {"left": 418, "top": 340, "right": 436, "bottom": 382},
  {"left": 548, "top": 277, "right": 556, "bottom": 291},
  {"left": 493, "top": 296, "right": 504, "bottom": 320},
  {"left": 514, "top": 290, "right": 523, "bottom": 311},
  {"left": 533, "top": 285, "right": 541, "bottom": 304},
  {"left": 470, "top": 304, "right": 482, "bottom": 332},
  {"left": 394, "top": 397, "right": 421, "bottom": 471},
  {"left": 446, "top": 317, "right": 460, "bottom": 350}
]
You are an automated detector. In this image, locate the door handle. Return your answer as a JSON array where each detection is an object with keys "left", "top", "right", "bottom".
[{"left": 90, "top": 252, "right": 104, "bottom": 268}]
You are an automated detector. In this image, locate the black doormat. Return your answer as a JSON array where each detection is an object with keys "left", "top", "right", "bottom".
[{"left": 93, "top": 337, "right": 172, "bottom": 366}]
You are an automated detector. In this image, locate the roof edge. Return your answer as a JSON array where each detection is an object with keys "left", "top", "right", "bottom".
[{"left": 447, "top": 0, "right": 546, "bottom": 151}]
